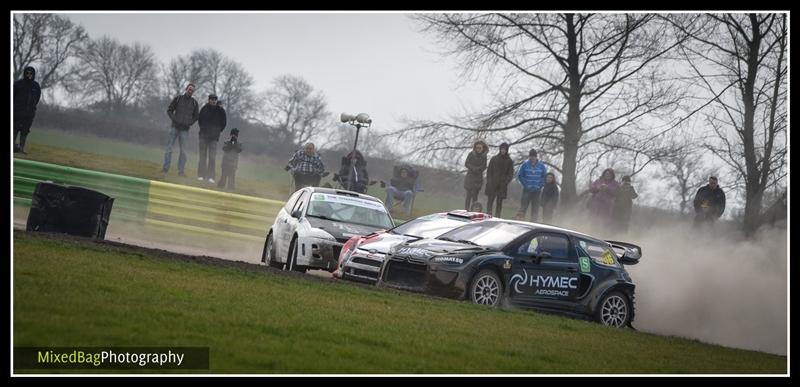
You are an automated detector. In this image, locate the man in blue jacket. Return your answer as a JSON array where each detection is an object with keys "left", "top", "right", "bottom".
[{"left": 516, "top": 149, "right": 548, "bottom": 222}]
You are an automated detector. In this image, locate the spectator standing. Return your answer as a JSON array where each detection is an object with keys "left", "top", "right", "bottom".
[
  {"left": 286, "top": 143, "right": 325, "bottom": 191},
  {"left": 589, "top": 168, "right": 620, "bottom": 226},
  {"left": 613, "top": 175, "right": 638, "bottom": 232},
  {"left": 463, "top": 140, "right": 488, "bottom": 211},
  {"left": 13, "top": 66, "right": 41, "bottom": 154},
  {"left": 163, "top": 83, "right": 199, "bottom": 176},
  {"left": 693, "top": 176, "right": 726, "bottom": 227},
  {"left": 484, "top": 142, "right": 514, "bottom": 217},
  {"left": 197, "top": 94, "right": 226, "bottom": 183},
  {"left": 516, "top": 149, "right": 548, "bottom": 222},
  {"left": 541, "top": 172, "right": 560, "bottom": 224}
]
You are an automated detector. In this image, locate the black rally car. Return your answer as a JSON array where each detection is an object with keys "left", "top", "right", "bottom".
[{"left": 377, "top": 219, "right": 642, "bottom": 328}]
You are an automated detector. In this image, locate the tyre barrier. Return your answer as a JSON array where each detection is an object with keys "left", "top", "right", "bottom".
[{"left": 13, "top": 159, "right": 282, "bottom": 242}]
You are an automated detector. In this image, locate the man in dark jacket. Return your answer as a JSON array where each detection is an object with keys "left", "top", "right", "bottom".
[
  {"left": 162, "top": 83, "right": 199, "bottom": 176},
  {"left": 484, "top": 142, "right": 514, "bottom": 217},
  {"left": 693, "top": 176, "right": 726, "bottom": 227},
  {"left": 218, "top": 128, "right": 242, "bottom": 191},
  {"left": 464, "top": 140, "right": 488, "bottom": 210},
  {"left": 613, "top": 175, "right": 638, "bottom": 232},
  {"left": 540, "top": 172, "right": 560, "bottom": 224},
  {"left": 14, "top": 66, "right": 41, "bottom": 154},
  {"left": 197, "top": 94, "right": 227, "bottom": 183}
]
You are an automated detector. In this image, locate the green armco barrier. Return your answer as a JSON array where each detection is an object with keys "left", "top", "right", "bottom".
[
  {"left": 13, "top": 159, "right": 283, "bottom": 242},
  {"left": 14, "top": 159, "right": 151, "bottom": 223}
]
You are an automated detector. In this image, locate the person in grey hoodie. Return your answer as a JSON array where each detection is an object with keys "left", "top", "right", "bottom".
[
  {"left": 162, "top": 83, "right": 199, "bottom": 176},
  {"left": 13, "top": 66, "right": 41, "bottom": 154}
]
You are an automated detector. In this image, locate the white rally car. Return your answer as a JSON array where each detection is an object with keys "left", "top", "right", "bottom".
[{"left": 261, "top": 187, "right": 395, "bottom": 273}]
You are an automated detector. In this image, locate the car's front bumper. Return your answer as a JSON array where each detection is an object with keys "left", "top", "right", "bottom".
[
  {"left": 297, "top": 236, "right": 344, "bottom": 272},
  {"left": 380, "top": 255, "right": 472, "bottom": 299},
  {"left": 340, "top": 249, "right": 385, "bottom": 283}
]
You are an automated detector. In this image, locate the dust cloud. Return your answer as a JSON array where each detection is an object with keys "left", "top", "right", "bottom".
[{"left": 554, "top": 209, "right": 787, "bottom": 356}]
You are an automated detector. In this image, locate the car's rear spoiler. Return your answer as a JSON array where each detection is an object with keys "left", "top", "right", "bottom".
[{"left": 605, "top": 240, "right": 642, "bottom": 265}]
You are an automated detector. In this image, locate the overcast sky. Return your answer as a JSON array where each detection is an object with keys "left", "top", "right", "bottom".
[{"left": 61, "top": 12, "right": 491, "bottom": 134}]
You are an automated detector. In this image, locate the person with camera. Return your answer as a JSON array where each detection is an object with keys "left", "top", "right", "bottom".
[
  {"left": 217, "top": 128, "right": 242, "bottom": 191},
  {"left": 286, "top": 142, "right": 325, "bottom": 192}
]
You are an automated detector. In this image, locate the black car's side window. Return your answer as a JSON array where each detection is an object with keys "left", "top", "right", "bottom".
[
  {"left": 518, "top": 233, "right": 571, "bottom": 260},
  {"left": 575, "top": 238, "right": 618, "bottom": 267}
]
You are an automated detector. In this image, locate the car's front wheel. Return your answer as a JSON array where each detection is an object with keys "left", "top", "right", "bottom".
[
  {"left": 596, "top": 291, "right": 631, "bottom": 328},
  {"left": 286, "top": 236, "right": 307, "bottom": 273},
  {"left": 262, "top": 232, "right": 283, "bottom": 269},
  {"left": 469, "top": 269, "right": 504, "bottom": 307}
]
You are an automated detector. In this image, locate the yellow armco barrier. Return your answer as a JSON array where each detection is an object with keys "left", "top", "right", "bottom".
[{"left": 146, "top": 181, "right": 283, "bottom": 240}]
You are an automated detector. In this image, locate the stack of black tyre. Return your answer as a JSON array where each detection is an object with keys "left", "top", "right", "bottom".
[{"left": 25, "top": 182, "right": 114, "bottom": 239}]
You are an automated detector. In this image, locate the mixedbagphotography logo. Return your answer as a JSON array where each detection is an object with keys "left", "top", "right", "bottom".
[{"left": 14, "top": 347, "right": 209, "bottom": 369}]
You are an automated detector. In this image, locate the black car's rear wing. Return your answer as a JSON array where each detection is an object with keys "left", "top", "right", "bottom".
[{"left": 605, "top": 240, "right": 642, "bottom": 265}]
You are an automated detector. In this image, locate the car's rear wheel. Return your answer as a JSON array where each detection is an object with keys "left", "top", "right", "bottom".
[
  {"left": 262, "top": 232, "right": 283, "bottom": 269},
  {"left": 286, "top": 236, "right": 307, "bottom": 273},
  {"left": 596, "top": 291, "right": 631, "bottom": 328},
  {"left": 470, "top": 269, "right": 503, "bottom": 307}
]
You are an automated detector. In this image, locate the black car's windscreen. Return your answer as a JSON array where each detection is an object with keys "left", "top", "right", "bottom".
[
  {"left": 307, "top": 193, "right": 394, "bottom": 229},
  {"left": 391, "top": 214, "right": 469, "bottom": 238},
  {"left": 437, "top": 222, "right": 530, "bottom": 249}
]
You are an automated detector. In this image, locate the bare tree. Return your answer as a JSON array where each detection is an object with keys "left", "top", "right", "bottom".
[
  {"left": 671, "top": 13, "right": 787, "bottom": 236},
  {"left": 399, "top": 13, "right": 689, "bottom": 207},
  {"left": 71, "top": 36, "right": 158, "bottom": 113},
  {"left": 162, "top": 56, "right": 203, "bottom": 99},
  {"left": 162, "top": 49, "right": 256, "bottom": 116},
  {"left": 654, "top": 140, "right": 715, "bottom": 215},
  {"left": 13, "top": 13, "right": 88, "bottom": 90},
  {"left": 252, "top": 75, "right": 332, "bottom": 148}
]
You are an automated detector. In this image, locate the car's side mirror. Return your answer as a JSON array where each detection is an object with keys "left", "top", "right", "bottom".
[
  {"left": 291, "top": 210, "right": 302, "bottom": 218},
  {"left": 533, "top": 251, "right": 551, "bottom": 264},
  {"left": 618, "top": 251, "right": 640, "bottom": 265}
]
